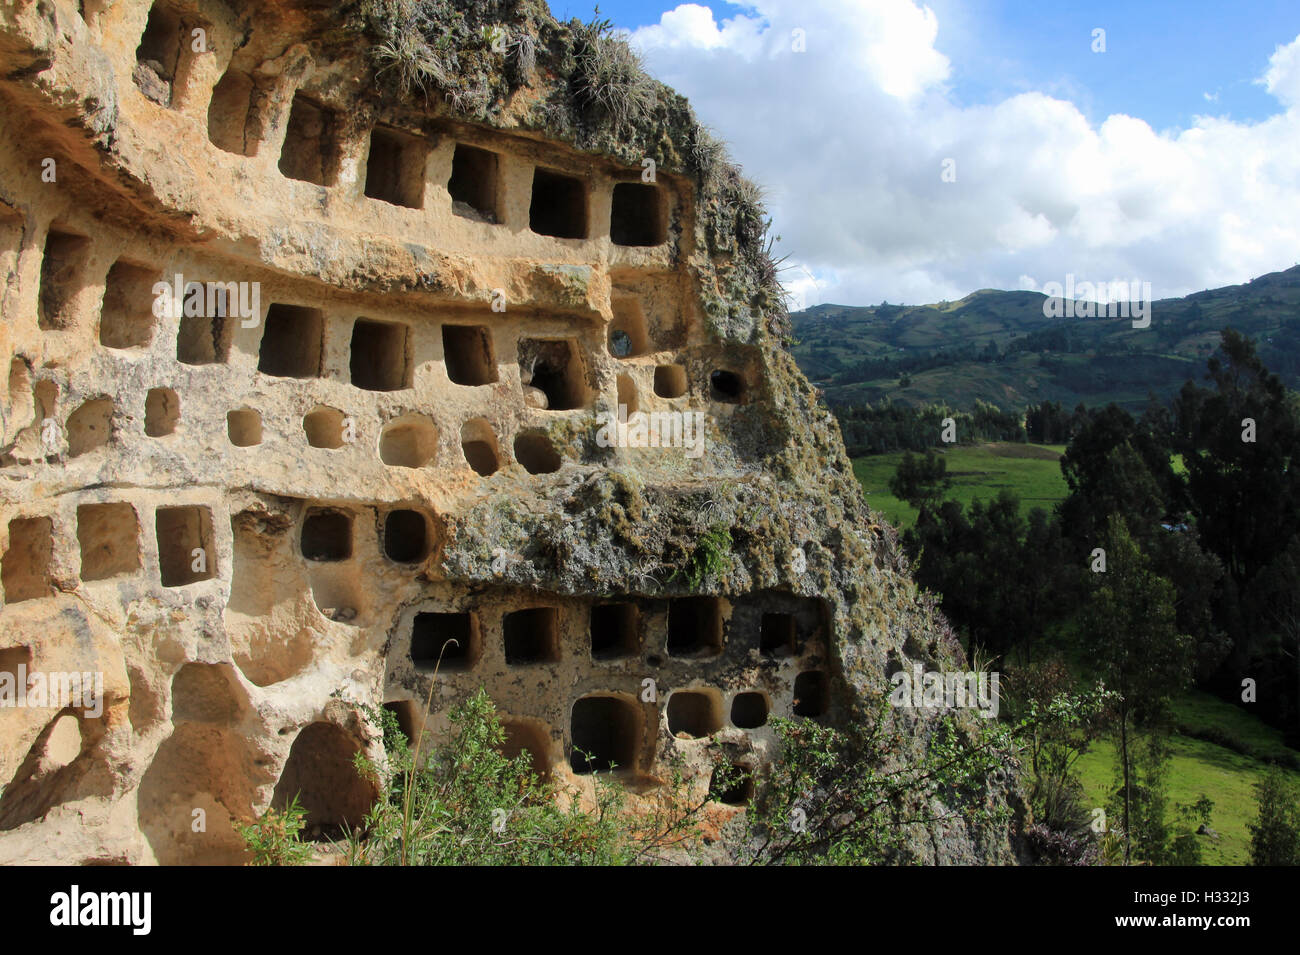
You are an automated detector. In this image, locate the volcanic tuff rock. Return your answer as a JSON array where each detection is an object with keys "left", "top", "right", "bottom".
[{"left": 0, "top": 0, "right": 1023, "bottom": 864}]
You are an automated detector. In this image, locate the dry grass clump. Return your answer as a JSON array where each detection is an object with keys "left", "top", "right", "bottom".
[{"left": 572, "top": 15, "right": 656, "bottom": 129}]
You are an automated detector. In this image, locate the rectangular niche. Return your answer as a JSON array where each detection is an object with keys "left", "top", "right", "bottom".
[
  {"left": 382, "top": 509, "right": 430, "bottom": 564},
  {"left": 2, "top": 516, "right": 54, "bottom": 603},
  {"left": 144, "top": 387, "right": 179, "bottom": 437},
  {"left": 608, "top": 297, "right": 649, "bottom": 358},
  {"left": 760, "top": 612, "right": 798, "bottom": 656},
  {"left": 279, "top": 92, "right": 338, "bottom": 187},
  {"left": 176, "top": 282, "right": 234, "bottom": 365},
  {"left": 741, "top": 593, "right": 828, "bottom": 658},
  {"left": 667, "top": 689, "right": 723, "bottom": 739},
  {"left": 301, "top": 509, "right": 352, "bottom": 562},
  {"left": 793, "top": 671, "right": 827, "bottom": 717},
  {"left": 99, "top": 259, "right": 159, "bottom": 349},
  {"left": 503, "top": 607, "right": 560, "bottom": 665},
  {"left": 667, "top": 596, "right": 725, "bottom": 659},
  {"left": 227, "top": 408, "right": 262, "bottom": 447},
  {"left": 517, "top": 338, "right": 588, "bottom": 411},
  {"left": 0, "top": 647, "right": 32, "bottom": 692},
  {"left": 653, "top": 364, "right": 688, "bottom": 399},
  {"left": 529, "top": 168, "right": 586, "bottom": 239},
  {"left": 133, "top": 1, "right": 183, "bottom": 106},
  {"left": 442, "top": 324, "right": 497, "bottom": 386},
  {"left": 610, "top": 182, "right": 666, "bottom": 247},
  {"left": 258, "top": 304, "right": 323, "bottom": 379},
  {"left": 710, "top": 369, "right": 747, "bottom": 403},
  {"left": 68, "top": 398, "right": 114, "bottom": 457},
  {"left": 410, "top": 611, "right": 480, "bottom": 671},
  {"left": 155, "top": 505, "right": 216, "bottom": 587},
  {"left": 513, "top": 430, "right": 560, "bottom": 475},
  {"left": 350, "top": 318, "right": 411, "bottom": 391},
  {"left": 448, "top": 144, "right": 500, "bottom": 222},
  {"left": 460, "top": 418, "right": 501, "bottom": 476},
  {"left": 499, "top": 719, "right": 552, "bottom": 782},
  {"left": 590, "top": 602, "right": 639, "bottom": 660},
  {"left": 228, "top": 508, "right": 293, "bottom": 619},
  {"left": 77, "top": 502, "right": 141, "bottom": 581},
  {"left": 730, "top": 691, "right": 769, "bottom": 729},
  {"left": 570, "top": 695, "right": 639, "bottom": 774},
  {"left": 208, "top": 66, "right": 260, "bottom": 156},
  {"left": 364, "top": 126, "right": 427, "bottom": 209},
  {"left": 39, "top": 228, "right": 93, "bottom": 330}
]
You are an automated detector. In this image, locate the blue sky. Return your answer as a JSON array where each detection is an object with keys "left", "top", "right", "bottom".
[
  {"left": 558, "top": 0, "right": 1297, "bottom": 128},
  {"left": 549, "top": 1, "right": 1300, "bottom": 307},
  {"left": 924, "top": 0, "right": 1300, "bottom": 130}
]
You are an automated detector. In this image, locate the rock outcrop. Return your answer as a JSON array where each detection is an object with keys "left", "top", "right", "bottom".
[{"left": 0, "top": 0, "right": 1022, "bottom": 864}]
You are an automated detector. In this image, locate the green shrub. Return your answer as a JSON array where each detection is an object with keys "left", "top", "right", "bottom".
[
  {"left": 347, "top": 688, "right": 712, "bottom": 865},
  {"left": 744, "top": 693, "right": 1018, "bottom": 865},
  {"left": 239, "top": 681, "right": 715, "bottom": 866},
  {"left": 239, "top": 794, "right": 316, "bottom": 867},
  {"left": 1249, "top": 769, "right": 1300, "bottom": 865}
]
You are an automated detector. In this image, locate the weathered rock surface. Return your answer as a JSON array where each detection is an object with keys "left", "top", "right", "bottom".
[{"left": 0, "top": 0, "right": 1023, "bottom": 864}]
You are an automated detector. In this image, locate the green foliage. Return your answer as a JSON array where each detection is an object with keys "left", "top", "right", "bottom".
[
  {"left": 1174, "top": 328, "right": 1300, "bottom": 588},
  {"left": 688, "top": 124, "right": 729, "bottom": 189},
  {"left": 1082, "top": 516, "right": 1194, "bottom": 724},
  {"left": 1059, "top": 406, "right": 1169, "bottom": 550},
  {"left": 744, "top": 693, "right": 1018, "bottom": 865},
  {"left": 347, "top": 690, "right": 617, "bottom": 864},
  {"left": 888, "top": 449, "right": 949, "bottom": 511},
  {"left": 1103, "top": 731, "right": 1213, "bottom": 866},
  {"left": 1172, "top": 329, "right": 1300, "bottom": 728},
  {"left": 907, "top": 491, "right": 1071, "bottom": 660},
  {"left": 1073, "top": 704, "right": 1300, "bottom": 865},
  {"left": 835, "top": 399, "right": 1026, "bottom": 457},
  {"left": 239, "top": 794, "right": 315, "bottom": 867},
  {"left": 867, "top": 330, "right": 1300, "bottom": 866},
  {"left": 1248, "top": 769, "right": 1300, "bottom": 865},
  {"left": 673, "top": 522, "right": 733, "bottom": 589},
  {"left": 1167, "top": 795, "right": 1216, "bottom": 865},
  {"left": 1078, "top": 516, "right": 1195, "bottom": 864},
  {"left": 345, "top": 689, "right": 708, "bottom": 866},
  {"left": 1025, "top": 399, "right": 1072, "bottom": 443},
  {"left": 1007, "top": 659, "right": 1114, "bottom": 843},
  {"left": 236, "top": 689, "right": 725, "bottom": 867}
]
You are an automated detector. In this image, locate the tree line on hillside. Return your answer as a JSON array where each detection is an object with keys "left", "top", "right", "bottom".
[
  {"left": 887, "top": 329, "right": 1300, "bottom": 866},
  {"left": 834, "top": 388, "right": 1202, "bottom": 456},
  {"left": 836, "top": 399, "right": 1026, "bottom": 455},
  {"left": 805, "top": 325, "right": 1165, "bottom": 398},
  {"left": 835, "top": 394, "right": 1126, "bottom": 455}
]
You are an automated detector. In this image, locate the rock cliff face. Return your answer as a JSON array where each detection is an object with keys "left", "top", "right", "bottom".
[{"left": 0, "top": 0, "right": 1022, "bottom": 864}]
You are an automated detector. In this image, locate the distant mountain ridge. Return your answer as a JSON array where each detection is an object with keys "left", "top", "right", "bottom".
[{"left": 790, "top": 265, "right": 1300, "bottom": 412}]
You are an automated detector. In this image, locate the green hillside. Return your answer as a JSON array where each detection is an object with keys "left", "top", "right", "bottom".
[
  {"left": 793, "top": 265, "right": 1300, "bottom": 413},
  {"left": 850, "top": 442, "right": 1300, "bottom": 865},
  {"left": 852, "top": 442, "right": 1068, "bottom": 527},
  {"left": 1072, "top": 688, "right": 1300, "bottom": 866}
]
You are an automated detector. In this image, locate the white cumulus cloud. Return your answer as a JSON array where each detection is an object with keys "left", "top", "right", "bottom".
[{"left": 631, "top": 4, "right": 1300, "bottom": 306}]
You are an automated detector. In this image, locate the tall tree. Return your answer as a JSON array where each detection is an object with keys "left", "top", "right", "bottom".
[
  {"left": 1059, "top": 404, "right": 1171, "bottom": 556},
  {"left": 1077, "top": 516, "right": 1194, "bottom": 864},
  {"left": 1173, "top": 328, "right": 1300, "bottom": 591},
  {"left": 888, "top": 449, "right": 950, "bottom": 514}
]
